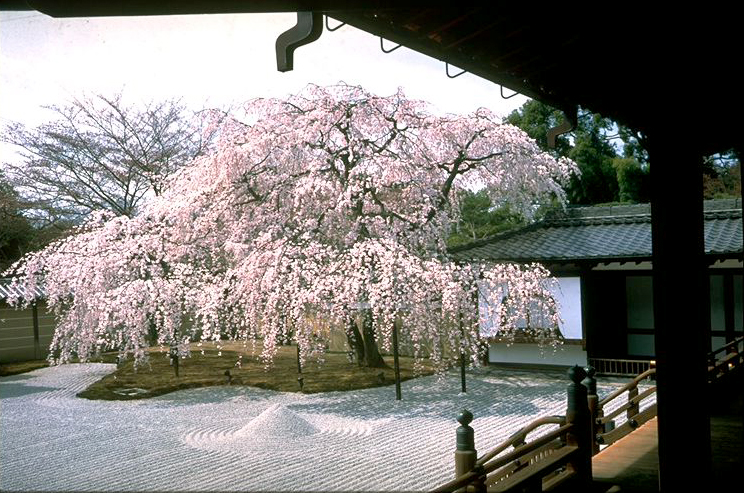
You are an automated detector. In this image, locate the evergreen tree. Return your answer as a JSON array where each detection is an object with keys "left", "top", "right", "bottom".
[{"left": 505, "top": 99, "right": 652, "bottom": 205}]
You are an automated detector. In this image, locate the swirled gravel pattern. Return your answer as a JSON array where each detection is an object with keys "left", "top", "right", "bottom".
[{"left": 0, "top": 363, "right": 654, "bottom": 491}]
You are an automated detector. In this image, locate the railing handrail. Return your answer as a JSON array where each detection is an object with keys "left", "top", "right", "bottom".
[
  {"left": 476, "top": 415, "right": 566, "bottom": 465},
  {"left": 480, "top": 423, "right": 573, "bottom": 475},
  {"left": 597, "top": 367, "right": 656, "bottom": 408},
  {"left": 431, "top": 467, "right": 483, "bottom": 493},
  {"left": 432, "top": 423, "right": 574, "bottom": 493},
  {"left": 708, "top": 335, "right": 744, "bottom": 360},
  {"left": 432, "top": 366, "right": 594, "bottom": 493},
  {"left": 599, "top": 385, "right": 656, "bottom": 424}
]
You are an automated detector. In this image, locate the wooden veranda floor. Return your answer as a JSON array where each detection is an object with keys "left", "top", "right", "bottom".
[
  {"left": 590, "top": 389, "right": 743, "bottom": 492},
  {"left": 592, "top": 418, "right": 659, "bottom": 492}
]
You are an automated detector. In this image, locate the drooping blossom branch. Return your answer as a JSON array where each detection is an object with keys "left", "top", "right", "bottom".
[{"left": 6, "top": 84, "right": 578, "bottom": 372}]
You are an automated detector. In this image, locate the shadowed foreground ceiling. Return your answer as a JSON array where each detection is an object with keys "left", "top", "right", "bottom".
[{"left": 6, "top": 2, "right": 742, "bottom": 155}]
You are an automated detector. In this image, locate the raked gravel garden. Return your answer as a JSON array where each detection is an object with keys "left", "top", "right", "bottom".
[{"left": 0, "top": 363, "right": 653, "bottom": 491}]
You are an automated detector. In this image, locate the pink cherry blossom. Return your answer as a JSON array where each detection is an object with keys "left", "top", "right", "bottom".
[{"left": 5, "top": 84, "right": 577, "bottom": 373}]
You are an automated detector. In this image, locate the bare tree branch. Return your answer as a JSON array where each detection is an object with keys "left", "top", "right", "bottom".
[{"left": 1, "top": 93, "right": 218, "bottom": 227}]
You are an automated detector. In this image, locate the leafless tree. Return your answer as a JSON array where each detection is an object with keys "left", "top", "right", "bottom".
[{"left": 2, "top": 93, "right": 217, "bottom": 227}]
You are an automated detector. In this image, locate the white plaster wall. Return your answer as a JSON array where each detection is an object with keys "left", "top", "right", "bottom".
[
  {"left": 479, "top": 277, "right": 583, "bottom": 339},
  {"left": 488, "top": 342, "right": 587, "bottom": 367},
  {"left": 481, "top": 276, "right": 584, "bottom": 366},
  {"left": 554, "top": 277, "right": 582, "bottom": 339}
]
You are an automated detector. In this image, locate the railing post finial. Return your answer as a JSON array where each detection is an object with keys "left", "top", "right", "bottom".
[
  {"left": 567, "top": 365, "right": 587, "bottom": 414},
  {"left": 456, "top": 409, "right": 474, "bottom": 453},
  {"left": 582, "top": 365, "right": 600, "bottom": 455},
  {"left": 454, "top": 409, "right": 477, "bottom": 479},
  {"left": 582, "top": 365, "right": 597, "bottom": 396}
]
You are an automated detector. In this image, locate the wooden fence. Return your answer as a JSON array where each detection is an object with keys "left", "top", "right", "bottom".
[
  {"left": 432, "top": 366, "right": 594, "bottom": 492},
  {"left": 0, "top": 300, "right": 55, "bottom": 363},
  {"left": 430, "top": 364, "right": 662, "bottom": 492},
  {"left": 707, "top": 335, "right": 744, "bottom": 384},
  {"left": 587, "top": 358, "right": 652, "bottom": 377},
  {"left": 430, "top": 334, "right": 744, "bottom": 492}
]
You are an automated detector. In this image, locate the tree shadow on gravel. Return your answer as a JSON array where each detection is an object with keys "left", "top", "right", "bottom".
[
  {"left": 0, "top": 374, "right": 37, "bottom": 383},
  {"left": 287, "top": 375, "right": 567, "bottom": 422},
  {"left": 0, "top": 383, "right": 58, "bottom": 398}
]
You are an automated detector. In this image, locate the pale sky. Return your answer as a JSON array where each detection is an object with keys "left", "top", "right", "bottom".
[{"left": 0, "top": 10, "right": 529, "bottom": 157}]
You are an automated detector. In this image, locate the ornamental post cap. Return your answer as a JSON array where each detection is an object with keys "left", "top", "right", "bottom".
[
  {"left": 457, "top": 409, "right": 473, "bottom": 427},
  {"left": 568, "top": 365, "right": 586, "bottom": 384}
]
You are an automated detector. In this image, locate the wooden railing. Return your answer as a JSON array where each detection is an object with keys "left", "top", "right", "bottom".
[
  {"left": 587, "top": 358, "right": 652, "bottom": 377},
  {"left": 593, "top": 367, "right": 657, "bottom": 449},
  {"left": 708, "top": 335, "right": 744, "bottom": 384},
  {"left": 431, "top": 366, "right": 593, "bottom": 493},
  {"left": 432, "top": 338, "right": 742, "bottom": 492}
]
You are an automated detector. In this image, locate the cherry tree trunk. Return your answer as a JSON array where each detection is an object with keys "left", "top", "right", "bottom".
[
  {"left": 346, "top": 310, "right": 388, "bottom": 368},
  {"left": 346, "top": 317, "right": 366, "bottom": 366},
  {"left": 361, "top": 309, "right": 388, "bottom": 368}
]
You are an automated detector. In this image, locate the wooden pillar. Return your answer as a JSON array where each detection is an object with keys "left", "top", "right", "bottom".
[
  {"left": 453, "top": 409, "right": 484, "bottom": 492},
  {"left": 459, "top": 313, "right": 467, "bottom": 393},
  {"left": 582, "top": 365, "right": 600, "bottom": 455},
  {"left": 565, "top": 365, "right": 592, "bottom": 485},
  {"left": 31, "top": 301, "right": 40, "bottom": 360},
  {"left": 627, "top": 374, "right": 640, "bottom": 421},
  {"left": 454, "top": 409, "right": 476, "bottom": 478},
  {"left": 297, "top": 344, "right": 304, "bottom": 391},
  {"left": 740, "top": 154, "right": 744, "bottom": 342},
  {"left": 649, "top": 134, "right": 711, "bottom": 490},
  {"left": 392, "top": 316, "right": 401, "bottom": 401}
]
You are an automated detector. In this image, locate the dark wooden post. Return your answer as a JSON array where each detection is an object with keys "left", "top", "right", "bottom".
[
  {"left": 565, "top": 365, "right": 592, "bottom": 486},
  {"left": 171, "top": 346, "right": 180, "bottom": 377},
  {"left": 627, "top": 384, "right": 639, "bottom": 422},
  {"left": 649, "top": 134, "right": 710, "bottom": 490},
  {"left": 459, "top": 313, "right": 467, "bottom": 393},
  {"left": 296, "top": 344, "right": 304, "bottom": 391},
  {"left": 31, "top": 301, "right": 40, "bottom": 360},
  {"left": 392, "top": 316, "right": 402, "bottom": 400},
  {"left": 455, "top": 409, "right": 476, "bottom": 477},
  {"left": 454, "top": 409, "right": 485, "bottom": 492},
  {"left": 582, "top": 365, "right": 599, "bottom": 455}
]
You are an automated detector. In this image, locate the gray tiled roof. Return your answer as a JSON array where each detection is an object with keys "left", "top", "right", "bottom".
[
  {"left": 451, "top": 199, "right": 743, "bottom": 262},
  {"left": 0, "top": 278, "right": 45, "bottom": 301}
]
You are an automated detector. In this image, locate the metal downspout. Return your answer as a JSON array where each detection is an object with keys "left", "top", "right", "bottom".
[{"left": 276, "top": 12, "right": 323, "bottom": 72}]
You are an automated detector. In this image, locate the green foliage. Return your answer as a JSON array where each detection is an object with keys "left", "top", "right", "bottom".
[
  {"left": 618, "top": 125, "right": 649, "bottom": 164},
  {"left": 448, "top": 190, "right": 525, "bottom": 247},
  {"left": 505, "top": 99, "right": 571, "bottom": 157},
  {"left": 613, "top": 157, "right": 650, "bottom": 203},
  {"left": 702, "top": 150, "right": 741, "bottom": 199},
  {"left": 0, "top": 171, "right": 78, "bottom": 272},
  {"left": 505, "top": 101, "right": 744, "bottom": 205},
  {"left": 505, "top": 99, "right": 657, "bottom": 205},
  {"left": 0, "top": 172, "right": 35, "bottom": 272},
  {"left": 565, "top": 113, "right": 619, "bottom": 204}
]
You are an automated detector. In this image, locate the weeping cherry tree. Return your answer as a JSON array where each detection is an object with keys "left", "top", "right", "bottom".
[{"left": 5, "top": 84, "right": 578, "bottom": 373}]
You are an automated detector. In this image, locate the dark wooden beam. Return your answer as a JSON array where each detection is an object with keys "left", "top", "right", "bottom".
[{"left": 649, "top": 131, "right": 710, "bottom": 491}]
